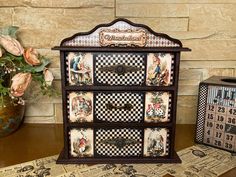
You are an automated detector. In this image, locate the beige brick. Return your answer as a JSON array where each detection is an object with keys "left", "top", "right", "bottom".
[
  {"left": 0, "top": 8, "right": 13, "bottom": 27},
  {"left": 204, "top": 68, "right": 235, "bottom": 79},
  {"left": 116, "top": 3, "right": 189, "bottom": 17},
  {"left": 24, "top": 79, "right": 62, "bottom": 104},
  {"left": 50, "top": 68, "right": 61, "bottom": 80},
  {"left": 176, "top": 96, "right": 198, "bottom": 124},
  {"left": 189, "top": 4, "right": 236, "bottom": 31},
  {"left": 0, "top": 0, "right": 23, "bottom": 7},
  {"left": 24, "top": 116, "right": 55, "bottom": 123},
  {"left": 18, "top": 29, "right": 75, "bottom": 48},
  {"left": 116, "top": 0, "right": 236, "bottom": 3},
  {"left": 182, "top": 40, "right": 236, "bottom": 60},
  {"left": 126, "top": 17, "right": 189, "bottom": 32},
  {"left": 25, "top": 103, "right": 54, "bottom": 116},
  {"left": 180, "top": 68, "right": 235, "bottom": 81},
  {"left": 179, "top": 68, "right": 203, "bottom": 81},
  {"left": 0, "top": 0, "right": 114, "bottom": 8},
  {"left": 179, "top": 80, "right": 200, "bottom": 96},
  {"left": 180, "top": 60, "right": 236, "bottom": 69},
  {"left": 55, "top": 103, "right": 63, "bottom": 123},
  {"left": 13, "top": 7, "right": 114, "bottom": 30},
  {"left": 37, "top": 49, "right": 60, "bottom": 68},
  {"left": 189, "top": 0, "right": 236, "bottom": 2},
  {"left": 166, "top": 31, "right": 236, "bottom": 41}
]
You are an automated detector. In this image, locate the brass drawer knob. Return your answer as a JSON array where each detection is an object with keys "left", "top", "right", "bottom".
[
  {"left": 106, "top": 102, "right": 133, "bottom": 111},
  {"left": 98, "top": 64, "right": 141, "bottom": 75},
  {"left": 100, "top": 137, "right": 139, "bottom": 149}
]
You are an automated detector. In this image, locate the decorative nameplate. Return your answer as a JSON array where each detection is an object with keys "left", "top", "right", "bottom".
[{"left": 99, "top": 29, "right": 147, "bottom": 47}]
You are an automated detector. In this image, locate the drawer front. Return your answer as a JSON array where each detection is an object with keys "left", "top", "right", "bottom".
[
  {"left": 95, "top": 128, "right": 143, "bottom": 157},
  {"left": 69, "top": 128, "right": 170, "bottom": 158},
  {"left": 94, "top": 92, "right": 144, "bottom": 123},
  {"left": 67, "top": 91, "right": 171, "bottom": 123},
  {"left": 94, "top": 53, "right": 146, "bottom": 86},
  {"left": 65, "top": 52, "right": 175, "bottom": 86}
]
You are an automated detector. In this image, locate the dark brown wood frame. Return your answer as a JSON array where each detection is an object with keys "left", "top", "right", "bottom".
[{"left": 52, "top": 18, "right": 191, "bottom": 164}]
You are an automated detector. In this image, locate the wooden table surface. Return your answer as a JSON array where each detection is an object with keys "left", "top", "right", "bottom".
[{"left": 0, "top": 124, "right": 235, "bottom": 177}]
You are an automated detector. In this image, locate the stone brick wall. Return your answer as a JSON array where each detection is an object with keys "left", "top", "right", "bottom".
[{"left": 1, "top": 0, "right": 235, "bottom": 124}]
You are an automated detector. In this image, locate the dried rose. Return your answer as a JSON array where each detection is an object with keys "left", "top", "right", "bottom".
[
  {"left": 0, "top": 48, "right": 2, "bottom": 57},
  {"left": 0, "top": 35, "right": 24, "bottom": 56},
  {"left": 11, "top": 73, "right": 32, "bottom": 97},
  {"left": 43, "top": 68, "right": 54, "bottom": 86},
  {"left": 23, "top": 48, "right": 41, "bottom": 66}
]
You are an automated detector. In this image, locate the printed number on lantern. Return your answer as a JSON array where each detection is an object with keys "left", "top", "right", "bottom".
[
  {"left": 214, "top": 140, "right": 222, "bottom": 146},
  {"left": 206, "top": 122, "right": 213, "bottom": 128},
  {"left": 216, "top": 124, "right": 224, "bottom": 130},
  {"left": 226, "top": 134, "right": 234, "bottom": 141},
  {"left": 217, "top": 106, "right": 225, "bottom": 113},
  {"left": 207, "top": 129, "right": 212, "bottom": 135},
  {"left": 228, "top": 117, "right": 236, "bottom": 124},
  {"left": 215, "top": 132, "right": 222, "bottom": 138},
  {"left": 208, "top": 105, "right": 215, "bottom": 111},
  {"left": 217, "top": 115, "right": 224, "bottom": 122},
  {"left": 207, "top": 114, "right": 214, "bottom": 120},
  {"left": 225, "top": 143, "right": 233, "bottom": 149},
  {"left": 229, "top": 108, "right": 236, "bottom": 115}
]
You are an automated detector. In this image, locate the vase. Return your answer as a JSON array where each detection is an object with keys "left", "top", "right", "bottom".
[{"left": 0, "top": 96, "right": 25, "bottom": 137}]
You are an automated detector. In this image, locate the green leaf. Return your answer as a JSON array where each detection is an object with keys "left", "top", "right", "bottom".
[
  {"left": 19, "top": 58, "right": 50, "bottom": 73},
  {"left": 0, "top": 26, "right": 19, "bottom": 38},
  {"left": 33, "top": 58, "right": 50, "bottom": 72}
]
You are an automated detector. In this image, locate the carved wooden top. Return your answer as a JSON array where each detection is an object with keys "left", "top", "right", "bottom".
[{"left": 55, "top": 18, "right": 186, "bottom": 49}]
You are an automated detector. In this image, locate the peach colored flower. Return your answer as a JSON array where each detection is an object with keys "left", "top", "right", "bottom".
[
  {"left": 0, "top": 48, "right": 2, "bottom": 57},
  {"left": 43, "top": 68, "right": 54, "bottom": 86},
  {"left": 0, "top": 35, "right": 24, "bottom": 56},
  {"left": 23, "top": 48, "right": 41, "bottom": 66},
  {"left": 11, "top": 73, "right": 32, "bottom": 97}
]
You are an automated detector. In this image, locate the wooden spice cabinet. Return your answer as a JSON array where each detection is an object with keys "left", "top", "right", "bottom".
[{"left": 53, "top": 19, "right": 191, "bottom": 164}]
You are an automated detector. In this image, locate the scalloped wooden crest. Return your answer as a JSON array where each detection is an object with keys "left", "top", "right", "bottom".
[{"left": 60, "top": 18, "right": 182, "bottom": 48}]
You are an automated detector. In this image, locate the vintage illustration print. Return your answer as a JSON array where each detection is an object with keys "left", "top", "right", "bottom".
[
  {"left": 67, "top": 52, "right": 93, "bottom": 85},
  {"left": 145, "top": 92, "right": 170, "bottom": 122},
  {"left": 144, "top": 128, "right": 168, "bottom": 157},
  {"left": 70, "top": 128, "right": 94, "bottom": 157},
  {"left": 146, "top": 53, "right": 173, "bottom": 86},
  {"left": 69, "top": 92, "right": 93, "bottom": 123}
]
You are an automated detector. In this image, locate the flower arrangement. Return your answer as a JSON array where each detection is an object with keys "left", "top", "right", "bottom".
[{"left": 0, "top": 26, "right": 56, "bottom": 107}]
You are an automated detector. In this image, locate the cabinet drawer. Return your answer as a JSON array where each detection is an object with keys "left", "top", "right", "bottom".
[
  {"left": 94, "top": 53, "right": 145, "bottom": 86},
  {"left": 95, "top": 128, "right": 143, "bottom": 157},
  {"left": 65, "top": 52, "right": 174, "bottom": 86},
  {"left": 67, "top": 91, "right": 171, "bottom": 123},
  {"left": 69, "top": 128, "right": 170, "bottom": 158},
  {"left": 94, "top": 92, "right": 144, "bottom": 123}
]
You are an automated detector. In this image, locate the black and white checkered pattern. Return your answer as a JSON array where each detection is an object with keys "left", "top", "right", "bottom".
[
  {"left": 196, "top": 84, "right": 208, "bottom": 143},
  {"left": 94, "top": 53, "right": 146, "bottom": 85},
  {"left": 95, "top": 128, "right": 142, "bottom": 157},
  {"left": 95, "top": 92, "right": 144, "bottom": 122}
]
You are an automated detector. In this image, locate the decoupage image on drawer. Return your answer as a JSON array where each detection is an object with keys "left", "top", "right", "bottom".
[
  {"left": 146, "top": 53, "right": 174, "bottom": 86},
  {"left": 69, "top": 128, "right": 94, "bottom": 157},
  {"left": 68, "top": 92, "right": 93, "bottom": 123},
  {"left": 94, "top": 92, "right": 144, "bottom": 123},
  {"left": 95, "top": 128, "right": 143, "bottom": 157},
  {"left": 145, "top": 92, "right": 171, "bottom": 123},
  {"left": 94, "top": 52, "right": 146, "bottom": 86},
  {"left": 66, "top": 52, "right": 93, "bottom": 85},
  {"left": 143, "top": 128, "right": 169, "bottom": 157}
]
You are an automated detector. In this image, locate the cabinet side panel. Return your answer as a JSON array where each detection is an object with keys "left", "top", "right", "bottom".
[{"left": 195, "top": 84, "right": 208, "bottom": 143}]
